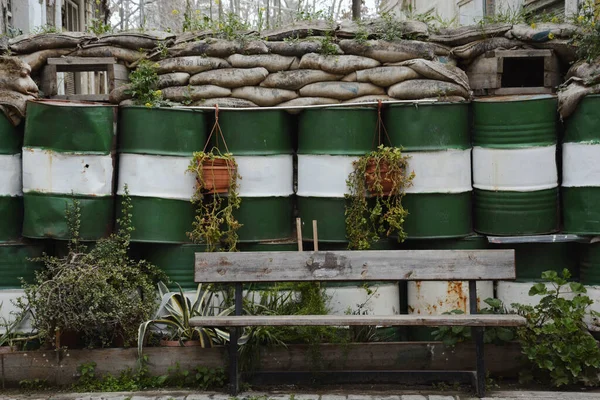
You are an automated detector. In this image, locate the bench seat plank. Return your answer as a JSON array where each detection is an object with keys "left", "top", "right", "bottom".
[
  {"left": 189, "top": 314, "right": 526, "bottom": 327},
  {"left": 195, "top": 250, "right": 516, "bottom": 283}
]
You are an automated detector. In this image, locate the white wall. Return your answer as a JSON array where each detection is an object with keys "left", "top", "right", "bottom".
[{"left": 12, "top": 0, "right": 47, "bottom": 33}]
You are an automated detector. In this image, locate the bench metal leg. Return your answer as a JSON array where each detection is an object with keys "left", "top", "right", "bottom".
[
  {"left": 469, "top": 280, "right": 485, "bottom": 398},
  {"left": 228, "top": 283, "right": 243, "bottom": 396}
]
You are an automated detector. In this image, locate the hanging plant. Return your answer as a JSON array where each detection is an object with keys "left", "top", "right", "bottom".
[
  {"left": 345, "top": 103, "right": 414, "bottom": 250},
  {"left": 187, "top": 107, "right": 242, "bottom": 252}
]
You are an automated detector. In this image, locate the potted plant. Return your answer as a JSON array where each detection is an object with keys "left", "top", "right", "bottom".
[
  {"left": 138, "top": 282, "right": 232, "bottom": 357},
  {"left": 187, "top": 108, "right": 242, "bottom": 252},
  {"left": 345, "top": 144, "right": 414, "bottom": 250}
]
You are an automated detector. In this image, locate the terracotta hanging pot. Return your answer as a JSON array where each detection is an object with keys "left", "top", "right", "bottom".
[
  {"left": 365, "top": 159, "right": 396, "bottom": 196},
  {"left": 199, "top": 158, "right": 236, "bottom": 194}
]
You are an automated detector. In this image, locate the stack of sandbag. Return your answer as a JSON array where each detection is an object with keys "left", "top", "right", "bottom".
[
  {"left": 11, "top": 30, "right": 173, "bottom": 74},
  {"left": 112, "top": 35, "right": 472, "bottom": 107},
  {"left": 0, "top": 57, "right": 38, "bottom": 125},
  {"left": 505, "top": 23, "right": 580, "bottom": 63},
  {"left": 558, "top": 59, "right": 600, "bottom": 119}
]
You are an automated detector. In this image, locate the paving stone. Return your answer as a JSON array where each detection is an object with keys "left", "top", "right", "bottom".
[
  {"left": 185, "top": 396, "right": 213, "bottom": 400},
  {"left": 347, "top": 396, "right": 374, "bottom": 400},
  {"left": 400, "top": 396, "right": 428, "bottom": 400},
  {"left": 428, "top": 396, "right": 457, "bottom": 400},
  {"left": 291, "top": 395, "right": 321, "bottom": 400},
  {"left": 319, "top": 396, "right": 347, "bottom": 400}
]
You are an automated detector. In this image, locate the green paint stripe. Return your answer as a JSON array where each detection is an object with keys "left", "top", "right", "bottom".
[
  {"left": 0, "top": 243, "right": 46, "bottom": 288},
  {"left": 402, "top": 192, "right": 472, "bottom": 239},
  {"left": 564, "top": 95, "right": 600, "bottom": 143},
  {"left": 23, "top": 193, "right": 114, "bottom": 240},
  {"left": 0, "top": 114, "right": 23, "bottom": 155},
  {"left": 23, "top": 147, "right": 111, "bottom": 155},
  {"left": 218, "top": 110, "right": 294, "bottom": 155},
  {"left": 562, "top": 186, "right": 600, "bottom": 235},
  {"left": 132, "top": 243, "right": 207, "bottom": 290},
  {"left": 118, "top": 196, "right": 196, "bottom": 244},
  {"left": 473, "top": 97, "right": 557, "bottom": 148},
  {"left": 474, "top": 188, "right": 559, "bottom": 235},
  {"left": 0, "top": 196, "right": 23, "bottom": 242},
  {"left": 119, "top": 107, "right": 208, "bottom": 156},
  {"left": 236, "top": 196, "right": 294, "bottom": 242},
  {"left": 491, "top": 243, "right": 576, "bottom": 282},
  {"left": 403, "top": 235, "right": 487, "bottom": 250},
  {"left": 297, "top": 196, "right": 347, "bottom": 242},
  {"left": 298, "top": 108, "right": 377, "bottom": 155},
  {"left": 384, "top": 103, "right": 470, "bottom": 150},
  {"left": 24, "top": 101, "right": 116, "bottom": 153},
  {"left": 580, "top": 243, "right": 600, "bottom": 285}
]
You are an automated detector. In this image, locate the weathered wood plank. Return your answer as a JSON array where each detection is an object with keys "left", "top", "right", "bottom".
[
  {"left": 494, "top": 49, "right": 552, "bottom": 58},
  {"left": 189, "top": 314, "right": 526, "bottom": 327},
  {"left": 51, "top": 94, "right": 110, "bottom": 102},
  {"left": 194, "top": 250, "right": 516, "bottom": 282},
  {"left": 491, "top": 87, "right": 554, "bottom": 95},
  {"left": 48, "top": 57, "right": 117, "bottom": 65},
  {"left": 0, "top": 343, "right": 522, "bottom": 386}
]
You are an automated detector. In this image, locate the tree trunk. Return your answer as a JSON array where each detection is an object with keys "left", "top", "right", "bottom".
[{"left": 352, "top": 0, "right": 361, "bottom": 20}]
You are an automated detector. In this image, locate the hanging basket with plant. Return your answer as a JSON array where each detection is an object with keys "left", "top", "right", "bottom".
[
  {"left": 187, "top": 106, "right": 242, "bottom": 252},
  {"left": 345, "top": 102, "right": 415, "bottom": 250}
]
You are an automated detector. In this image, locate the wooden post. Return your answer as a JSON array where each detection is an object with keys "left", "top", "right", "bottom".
[
  {"left": 312, "top": 220, "right": 319, "bottom": 251},
  {"left": 296, "top": 218, "right": 303, "bottom": 252}
]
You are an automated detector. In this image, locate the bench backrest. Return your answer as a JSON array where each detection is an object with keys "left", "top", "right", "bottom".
[{"left": 194, "top": 250, "right": 516, "bottom": 283}]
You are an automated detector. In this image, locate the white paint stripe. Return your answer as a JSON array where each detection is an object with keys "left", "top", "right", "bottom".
[
  {"left": 562, "top": 143, "right": 600, "bottom": 187},
  {"left": 117, "top": 153, "right": 196, "bottom": 200},
  {"left": 472, "top": 145, "right": 557, "bottom": 192},
  {"left": 236, "top": 155, "right": 293, "bottom": 197},
  {"left": 405, "top": 149, "right": 472, "bottom": 194},
  {"left": 0, "top": 154, "right": 22, "bottom": 196},
  {"left": 22, "top": 148, "right": 113, "bottom": 196},
  {"left": 297, "top": 154, "right": 356, "bottom": 197}
]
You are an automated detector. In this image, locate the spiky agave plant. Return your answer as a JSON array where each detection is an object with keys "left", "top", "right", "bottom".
[{"left": 138, "top": 282, "right": 232, "bottom": 357}]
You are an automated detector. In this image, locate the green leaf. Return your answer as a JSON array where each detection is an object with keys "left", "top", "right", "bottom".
[{"left": 529, "top": 283, "right": 548, "bottom": 296}]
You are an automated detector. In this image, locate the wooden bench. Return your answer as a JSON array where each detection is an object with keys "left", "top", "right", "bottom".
[{"left": 191, "top": 250, "right": 524, "bottom": 397}]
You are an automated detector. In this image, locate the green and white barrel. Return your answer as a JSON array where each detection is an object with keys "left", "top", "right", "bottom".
[
  {"left": 0, "top": 114, "right": 23, "bottom": 241},
  {"left": 404, "top": 235, "right": 493, "bottom": 340},
  {"left": 0, "top": 242, "right": 45, "bottom": 333},
  {"left": 579, "top": 244, "right": 600, "bottom": 330},
  {"left": 22, "top": 100, "right": 117, "bottom": 240},
  {"left": 384, "top": 102, "right": 472, "bottom": 238},
  {"left": 496, "top": 242, "right": 577, "bottom": 311},
  {"left": 562, "top": 95, "right": 600, "bottom": 234},
  {"left": 297, "top": 107, "right": 376, "bottom": 242},
  {"left": 117, "top": 107, "right": 206, "bottom": 243},
  {"left": 472, "top": 95, "right": 559, "bottom": 235},
  {"left": 219, "top": 110, "right": 294, "bottom": 242}
]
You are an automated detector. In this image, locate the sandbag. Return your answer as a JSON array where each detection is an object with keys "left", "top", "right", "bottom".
[
  {"left": 452, "top": 37, "right": 524, "bottom": 60},
  {"left": 156, "top": 56, "right": 230, "bottom": 74},
  {"left": 167, "top": 39, "right": 242, "bottom": 57},
  {"left": 119, "top": 99, "right": 136, "bottom": 107},
  {"left": 558, "top": 77, "right": 600, "bottom": 119},
  {"left": 97, "top": 31, "right": 175, "bottom": 49},
  {"left": 0, "top": 91, "right": 36, "bottom": 125},
  {"left": 277, "top": 97, "right": 339, "bottom": 114},
  {"left": 339, "top": 39, "right": 435, "bottom": 63},
  {"left": 430, "top": 23, "right": 512, "bottom": 46},
  {"left": 158, "top": 72, "right": 190, "bottom": 89},
  {"left": 337, "top": 19, "right": 429, "bottom": 40},
  {"left": 260, "top": 69, "right": 341, "bottom": 90},
  {"left": 109, "top": 84, "right": 132, "bottom": 104},
  {"left": 162, "top": 85, "right": 231, "bottom": 102},
  {"left": 299, "top": 82, "right": 384, "bottom": 100},
  {"left": 398, "top": 59, "right": 470, "bottom": 92},
  {"left": 191, "top": 97, "right": 258, "bottom": 108},
  {"left": 227, "top": 54, "right": 298, "bottom": 72},
  {"left": 351, "top": 66, "right": 420, "bottom": 87},
  {"left": 388, "top": 79, "right": 469, "bottom": 100},
  {"left": 17, "top": 48, "right": 73, "bottom": 73},
  {"left": 566, "top": 59, "right": 600, "bottom": 81},
  {"left": 507, "top": 23, "right": 581, "bottom": 42},
  {"left": 9, "top": 32, "right": 95, "bottom": 54},
  {"left": 190, "top": 67, "right": 268, "bottom": 88},
  {"left": 261, "top": 21, "right": 336, "bottom": 41},
  {"left": 71, "top": 45, "right": 145, "bottom": 63},
  {"left": 231, "top": 86, "right": 298, "bottom": 107},
  {"left": 265, "top": 41, "right": 322, "bottom": 57},
  {"left": 531, "top": 39, "right": 578, "bottom": 64},
  {"left": 343, "top": 94, "right": 392, "bottom": 103},
  {"left": 0, "top": 57, "right": 38, "bottom": 97},
  {"left": 431, "top": 42, "right": 452, "bottom": 56},
  {"left": 299, "top": 53, "right": 380, "bottom": 74},
  {"left": 242, "top": 40, "right": 269, "bottom": 55}
]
